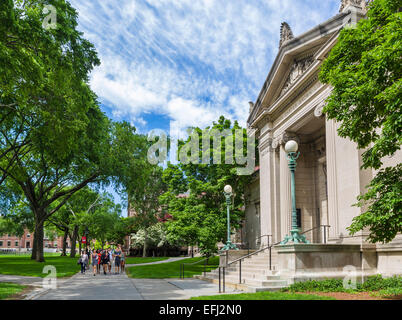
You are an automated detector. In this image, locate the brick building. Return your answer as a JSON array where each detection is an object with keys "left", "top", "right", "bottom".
[{"left": 0, "top": 229, "right": 69, "bottom": 252}]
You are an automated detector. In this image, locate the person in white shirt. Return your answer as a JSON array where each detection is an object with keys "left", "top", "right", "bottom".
[{"left": 108, "top": 248, "right": 114, "bottom": 274}]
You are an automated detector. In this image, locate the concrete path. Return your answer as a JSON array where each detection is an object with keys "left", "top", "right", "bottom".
[
  {"left": 32, "top": 271, "right": 143, "bottom": 300},
  {"left": 131, "top": 279, "right": 238, "bottom": 300},
  {"left": 0, "top": 274, "right": 44, "bottom": 287},
  {"left": 125, "top": 257, "right": 188, "bottom": 267},
  {"left": 6, "top": 257, "right": 240, "bottom": 300}
]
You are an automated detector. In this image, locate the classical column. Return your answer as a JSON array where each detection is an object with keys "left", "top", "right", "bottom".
[
  {"left": 258, "top": 137, "right": 274, "bottom": 247},
  {"left": 279, "top": 141, "right": 292, "bottom": 240},
  {"left": 325, "top": 119, "right": 339, "bottom": 240}
]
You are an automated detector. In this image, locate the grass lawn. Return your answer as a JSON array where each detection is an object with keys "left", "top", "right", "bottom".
[
  {"left": 0, "top": 254, "right": 81, "bottom": 278},
  {"left": 191, "top": 291, "right": 336, "bottom": 300},
  {"left": 127, "top": 256, "right": 219, "bottom": 279},
  {"left": 125, "top": 257, "right": 169, "bottom": 265},
  {"left": 0, "top": 282, "right": 27, "bottom": 300}
]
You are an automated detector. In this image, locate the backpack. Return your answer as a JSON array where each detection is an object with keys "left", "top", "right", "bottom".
[{"left": 77, "top": 257, "right": 82, "bottom": 265}]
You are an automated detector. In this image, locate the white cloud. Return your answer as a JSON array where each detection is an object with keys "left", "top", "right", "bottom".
[{"left": 69, "top": 0, "right": 340, "bottom": 134}]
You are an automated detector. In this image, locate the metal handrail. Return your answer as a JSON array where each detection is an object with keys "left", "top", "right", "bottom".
[
  {"left": 233, "top": 234, "right": 272, "bottom": 254},
  {"left": 218, "top": 225, "right": 331, "bottom": 293},
  {"left": 300, "top": 225, "right": 331, "bottom": 244},
  {"left": 180, "top": 256, "right": 218, "bottom": 279}
]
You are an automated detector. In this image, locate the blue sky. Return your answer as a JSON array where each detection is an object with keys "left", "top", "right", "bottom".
[{"left": 68, "top": 0, "right": 341, "bottom": 213}]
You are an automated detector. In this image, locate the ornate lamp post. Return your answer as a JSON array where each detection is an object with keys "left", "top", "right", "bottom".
[
  {"left": 221, "top": 185, "right": 238, "bottom": 251},
  {"left": 281, "top": 140, "right": 309, "bottom": 245}
]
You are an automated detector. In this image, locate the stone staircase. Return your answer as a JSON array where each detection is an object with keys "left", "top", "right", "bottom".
[{"left": 196, "top": 249, "right": 289, "bottom": 292}]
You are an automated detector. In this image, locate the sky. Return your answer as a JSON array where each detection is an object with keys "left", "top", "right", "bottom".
[{"left": 68, "top": 0, "right": 341, "bottom": 213}]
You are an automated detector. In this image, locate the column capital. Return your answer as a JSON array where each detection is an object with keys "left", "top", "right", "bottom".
[
  {"left": 314, "top": 101, "right": 326, "bottom": 118},
  {"left": 272, "top": 132, "right": 300, "bottom": 150}
]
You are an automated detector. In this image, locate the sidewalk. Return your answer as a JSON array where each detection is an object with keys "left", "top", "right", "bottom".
[
  {"left": 6, "top": 257, "right": 241, "bottom": 300},
  {"left": 33, "top": 271, "right": 143, "bottom": 300},
  {"left": 125, "top": 257, "right": 188, "bottom": 267}
]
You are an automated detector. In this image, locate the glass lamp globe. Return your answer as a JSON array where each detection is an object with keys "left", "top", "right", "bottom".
[
  {"left": 224, "top": 185, "right": 233, "bottom": 194},
  {"left": 285, "top": 140, "right": 298, "bottom": 153}
]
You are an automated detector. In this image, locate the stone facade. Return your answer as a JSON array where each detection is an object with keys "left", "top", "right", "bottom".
[{"left": 244, "top": 1, "right": 402, "bottom": 281}]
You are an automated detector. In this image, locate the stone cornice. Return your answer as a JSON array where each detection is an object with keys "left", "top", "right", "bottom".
[{"left": 247, "top": 12, "right": 348, "bottom": 127}]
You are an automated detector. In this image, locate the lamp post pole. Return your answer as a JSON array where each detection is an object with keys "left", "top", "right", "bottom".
[
  {"left": 221, "top": 185, "right": 238, "bottom": 251},
  {"left": 281, "top": 141, "right": 309, "bottom": 245}
]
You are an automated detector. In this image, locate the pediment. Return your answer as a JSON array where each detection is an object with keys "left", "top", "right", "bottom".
[{"left": 248, "top": 11, "right": 348, "bottom": 128}]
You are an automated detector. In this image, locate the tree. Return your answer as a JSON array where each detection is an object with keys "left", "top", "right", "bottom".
[
  {"left": 319, "top": 0, "right": 401, "bottom": 243},
  {"left": 128, "top": 165, "right": 167, "bottom": 257},
  {"left": 81, "top": 193, "right": 122, "bottom": 250},
  {"left": 162, "top": 116, "right": 255, "bottom": 255},
  {"left": 0, "top": 2, "right": 150, "bottom": 262},
  {"left": 47, "top": 187, "right": 103, "bottom": 257}
]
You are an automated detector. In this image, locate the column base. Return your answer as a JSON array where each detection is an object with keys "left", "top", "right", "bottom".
[
  {"left": 220, "top": 241, "right": 239, "bottom": 251},
  {"left": 280, "top": 229, "right": 310, "bottom": 245}
]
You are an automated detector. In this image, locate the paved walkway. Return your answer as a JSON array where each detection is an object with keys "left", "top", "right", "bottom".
[
  {"left": 0, "top": 274, "right": 44, "bottom": 287},
  {"left": 125, "top": 257, "right": 188, "bottom": 267},
  {"left": 1, "top": 258, "right": 239, "bottom": 300}
]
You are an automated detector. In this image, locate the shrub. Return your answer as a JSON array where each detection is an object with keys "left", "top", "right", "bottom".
[
  {"left": 376, "top": 287, "right": 402, "bottom": 298},
  {"left": 282, "top": 275, "right": 402, "bottom": 293}
]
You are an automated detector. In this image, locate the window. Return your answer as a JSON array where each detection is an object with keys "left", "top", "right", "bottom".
[
  {"left": 15, "top": 241, "right": 19, "bottom": 247},
  {"left": 27, "top": 234, "right": 31, "bottom": 238},
  {"left": 7, "top": 241, "right": 11, "bottom": 247},
  {"left": 296, "top": 209, "right": 302, "bottom": 229},
  {"left": 0, "top": 241, "right": 3, "bottom": 247},
  {"left": 26, "top": 241, "right": 30, "bottom": 248}
]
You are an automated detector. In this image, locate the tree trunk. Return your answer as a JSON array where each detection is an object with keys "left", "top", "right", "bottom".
[
  {"left": 69, "top": 225, "right": 79, "bottom": 258},
  {"left": 33, "top": 221, "right": 45, "bottom": 262},
  {"left": 143, "top": 230, "right": 148, "bottom": 258},
  {"left": 61, "top": 229, "right": 68, "bottom": 256},
  {"left": 79, "top": 240, "right": 82, "bottom": 256},
  {"left": 31, "top": 231, "right": 37, "bottom": 260}
]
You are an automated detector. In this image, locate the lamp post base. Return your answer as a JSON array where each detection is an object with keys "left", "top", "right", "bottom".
[
  {"left": 220, "top": 241, "right": 238, "bottom": 251},
  {"left": 280, "top": 230, "right": 310, "bottom": 245}
]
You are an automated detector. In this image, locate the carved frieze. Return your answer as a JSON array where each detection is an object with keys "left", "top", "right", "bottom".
[
  {"left": 280, "top": 56, "right": 315, "bottom": 97},
  {"left": 339, "top": 0, "right": 367, "bottom": 12},
  {"left": 274, "top": 80, "right": 322, "bottom": 127}
]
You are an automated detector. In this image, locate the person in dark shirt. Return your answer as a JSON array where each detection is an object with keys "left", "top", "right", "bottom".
[{"left": 100, "top": 250, "right": 109, "bottom": 275}]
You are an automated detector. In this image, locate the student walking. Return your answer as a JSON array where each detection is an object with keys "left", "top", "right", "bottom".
[
  {"left": 114, "top": 246, "right": 122, "bottom": 274},
  {"left": 91, "top": 251, "right": 98, "bottom": 276},
  {"left": 120, "top": 250, "right": 125, "bottom": 272},
  {"left": 101, "top": 250, "right": 109, "bottom": 275},
  {"left": 108, "top": 248, "right": 114, "bottom": 274},
  {"left": 80, "top": 252, "right": 88, "bottom": 274},
  {"left": 97, "top": 250, "right": 101, "bottom": 274}
]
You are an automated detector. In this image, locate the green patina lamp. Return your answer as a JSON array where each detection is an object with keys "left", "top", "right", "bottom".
[
  {"left": 281, "top": 140, "right": 309, "bottom": 245},
  {"left": 221, "top": 184, "right": 238, "bottom": 251}
]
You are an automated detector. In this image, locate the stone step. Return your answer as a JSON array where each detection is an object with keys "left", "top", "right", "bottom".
[
  {"left": 209, "top": 265, "right": 279, "bottom": 275},
  {"left": 204, "top": 274, "right": 288, "bottom": 288},
  {"left": 194, "top": 275, "right": 288, "bottom": 293},
  {"left": 205, "top": 271, "right": 282, "bottom": 281}
]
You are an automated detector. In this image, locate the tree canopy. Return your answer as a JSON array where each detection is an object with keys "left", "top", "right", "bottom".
[
  {"left": 161, "top": 116, "right": 256, "bottom": 255},
  {"left": 319, "top": 0, "right": 401, "bottom": 243}
]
